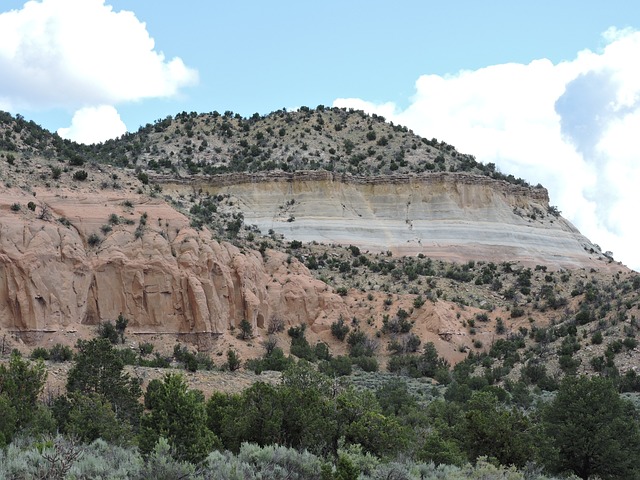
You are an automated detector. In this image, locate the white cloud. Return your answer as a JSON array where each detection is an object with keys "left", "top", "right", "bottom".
[
  {"left": 57, "top": 105, "right": 126, "bottom": 144},
  {"left": 334, "top": 28, "right": 640, "bottom": 271},
  {"left": 0, "top": 0, "right": 198, "bottom": 142}
]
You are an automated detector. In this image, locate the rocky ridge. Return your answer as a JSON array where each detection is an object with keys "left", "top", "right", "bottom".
[
  {"left": 0, "top": 109, "right": 637, "bottom": 377},
  {"left": 160, "top": 170, "right": 605, "bottom": 269},
  {"left": 0, "top": 187, "right": 344, "bottom": 346}
]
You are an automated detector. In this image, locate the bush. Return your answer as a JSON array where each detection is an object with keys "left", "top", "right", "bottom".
[
  {"left": 352, "top": 356, "right": 378, "bottom": 372},
  {"left": 141, "top": 353, "right": 171, "bottom": 369},
  {"left": 388, "top": 333, "right": 421, "bottom": 355},
  {"left": 137, "top": 172, "right": 149, "bottom": 185},
  {"left": 318, "top": 355, "right": 352, "bottom": 376},
  {"left": 115, "top": 314, "right": 128, "bottom": 343},
  {"left": 413, "top": 295, "right": 425, "bottom": 308},
  {"left": 30, "top": 347, "right": 50, "bottom": 360},
  {"left": 98, "top": 321, "right": 119, "bottom": 344},
  {"left": 69, "top": 154, "right": 84, "bottom": 166},
  {"left": 49, "top": 343, "right": 74, "bottom": 362},
  {"left": 331, "top": 317, "right": 350, "bottom": 341},
  {"left": 347, "top": 331, "right": 377, "bottom": 357},
  {"left": 140, "top": 374, "right": 219, "bottom": 463},
  {"left": 226, "top": 349, "right": 241, "bottom": 371},
  {"left": 381, "top": 315, "right": 413, "bottom": 334},
  {"left": 267, "top": 316, "right": 285, "bottom": 334},
  {"left": 314, "top": 342, "right": 331, "bottom": 361},
  {"left": 73, "top": 170, "right": 88, "bottom": 181},
  {"left": 387, "top": 342, "right": 450, "bottom": 380},
  {"left": 87, "top": 233, "right": 102, "bottom": 247},
  {"left": 247, "top": 347, "right": 294, "bottom": 374},
  {"left": 287, "top": 324, "right": 306, "bottom": 339},
  {"left": 238, "top": 319, "right": 253, "bottom": 340},
  {"left": 290, "top": 336, "right": 315, "bottom": 362},
  {"left": 139, "top": 342, "right": 154, "bottom": 356}
]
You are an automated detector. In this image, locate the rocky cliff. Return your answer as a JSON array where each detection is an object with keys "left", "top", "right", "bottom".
[
  {"left": 0, "top": 109, "right": 628, "bottom": 365},
  {"left": 0, "top": 186, "right": 346, "bottom": 343},
  {"left": 161, "top": 171, "right": 605, "bottom": 269}
]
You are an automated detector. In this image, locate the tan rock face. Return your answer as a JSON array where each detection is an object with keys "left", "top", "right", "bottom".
[
  {"left": 162, "top": 171, "right": 606, "bottom": 269},
  {"left": 0, "top": 171, "right": 618, "bottom": 349},
  {"left": 0, "top": 188, "right": 344, "bottom": 337}
]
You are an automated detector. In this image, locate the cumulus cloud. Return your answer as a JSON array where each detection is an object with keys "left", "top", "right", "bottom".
[
  {"left": 334, "top": 28, "right": 640, "bottom": 271},
  {"left": 57, "top": 105, "right": 126, "bottom": 144},
  {"left": 0, "top": 0, "right": 198, "bottom": 142}
]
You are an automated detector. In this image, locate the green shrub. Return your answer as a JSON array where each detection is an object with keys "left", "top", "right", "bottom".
[
  {"left": 413, "top": 295, "right": 425, "bottom": 308},
  {"left": 347, "top": 331, "right": 377, "bottom": 357},
  {"left": 139, "top": 342, "right": 154, "bottom": 356},
  {"left": 50, "top": 165, "right": 62, "bottom": 179},
  {"left": 318, "top": 355, "right": 352, "bottom": 376},
  {"left": 331, "top": 316, "right": 350, "bottom": 341},
  {"left": 352, "top": 356, "right": 378, "bottom": 372},
  {"left": 49, "top": 343, "right": 73, "bottom": 362},
  {"left": 87, "top": 233, "right": 101, "bottom": 247},
  {"left": 247, "top": 347, "right": 293, "bottom": 373},
  {"left": 381, "top": 314, "right": 412, "bottom": 334},
  {"left": 314, "top": 342, "right": 331, "bottom": 361},
  {"left": 73, "top": 170, "right": 88, "bottom": 181},
  {"left": 117, "top": 348, "right": 139, "bottom": 366},
  {"left": 238, "top": 319, "right": 253, "bottom": 340},
  {"left": 137, "top": 172, "right": 149, "bottom": 185},
  {"left": 290, "top": 336, "right": 315, "bottom": 362},
  {"left": 98, "top": 321, "right": 119, "bottom": 344},
  {"left": 226, "top": 349, "right": 241, "bottom": 371},
  {"left": 30, "top": 347, "right": 50, "bottom": 360}
]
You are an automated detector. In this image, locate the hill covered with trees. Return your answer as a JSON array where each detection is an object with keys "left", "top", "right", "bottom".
[{"left": 0, "top": 108, "right": 639, "bottom": 478}]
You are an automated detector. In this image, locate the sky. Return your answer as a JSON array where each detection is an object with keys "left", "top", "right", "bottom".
[{"left": 1, "top": 1, "right": 640, "bottom": 271}]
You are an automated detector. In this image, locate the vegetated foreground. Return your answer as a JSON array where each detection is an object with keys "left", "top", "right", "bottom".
[{"left": 0, "top": 108, "right": 639, "bottom": 478}]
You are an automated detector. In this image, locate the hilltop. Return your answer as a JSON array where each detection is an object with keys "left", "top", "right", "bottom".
[{"left": 0, "top": 106, "right": 534, "bottom": 180}]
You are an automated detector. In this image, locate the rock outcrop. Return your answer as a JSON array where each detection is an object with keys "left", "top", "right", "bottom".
[
  {"left": 0, "top": 187, "right": 345, "bottom": 340},
  {"left": 0, "top": 170, "right": 616, "bottom": 346},
  {"left": 161, "top": 171, "right": 606, "bottom": 269}
]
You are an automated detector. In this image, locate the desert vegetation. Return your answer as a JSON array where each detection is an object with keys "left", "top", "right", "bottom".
[
  {"left": 1, "top": 108, "right": 640, "bottom": 478},
  {"left": 1, "top": 335, "right": 639, "bottom": 479}
]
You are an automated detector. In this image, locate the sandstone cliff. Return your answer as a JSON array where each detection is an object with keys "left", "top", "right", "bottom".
[
  {"left": 0, "top": 187, "right": 346, "bottom": 341},
  {"left": 161, "top": 171, "right": 605, "bottom": 269}
]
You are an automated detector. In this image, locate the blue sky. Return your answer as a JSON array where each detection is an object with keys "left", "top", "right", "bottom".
[
  {"left": 3, "top": 1, "right": 636, "bottom": 130},
  {"left": 2, "top": 1, "right": 640, "bottom": 270}
]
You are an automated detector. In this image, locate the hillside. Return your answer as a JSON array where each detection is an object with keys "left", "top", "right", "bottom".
[{"left": 0, "top": 107, "right": 639, "bottom": 389}]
